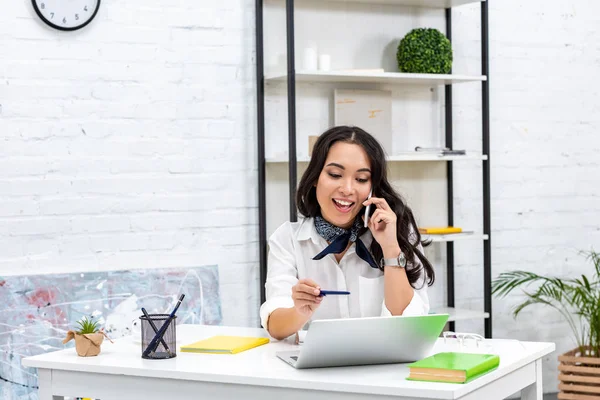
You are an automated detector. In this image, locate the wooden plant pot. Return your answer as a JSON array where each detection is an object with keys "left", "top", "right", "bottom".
[{"left": 558, "top": 347, "right": 600, "bottom": 399}]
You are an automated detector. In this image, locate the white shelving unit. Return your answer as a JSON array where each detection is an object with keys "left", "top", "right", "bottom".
[
  {"left": 266, "top": 152, "right": 487, "bottom": 163},
  {"left": 436, "top": 307, "right": 490, "bottom": 322},
  {"left": 274, "top": 0, "right": 485, "bottom": 9},
  {"left": 257, "top": 0, "right": 492, "bottom": 335},
  {"left": 423, "top": 233, "right": 489, "bottom": 243},
  {"left": 265, "top": 71, "right": 486, "bottom": 85}
]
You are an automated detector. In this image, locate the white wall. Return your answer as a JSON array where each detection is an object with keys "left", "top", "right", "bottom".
[
  {"left": 0, "top": 0, "right": 260, "bottom": 327},
  {"left": 2, "top": 0, "right": 600, "bottom": 394},
  {"left": 484, "top": 0, "right": 600, "bottom": 393}
]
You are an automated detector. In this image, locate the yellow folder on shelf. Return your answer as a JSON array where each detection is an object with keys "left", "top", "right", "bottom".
[
  {"left": 180, "top": 335, "right": 270, "bottom": 354},
  {"left": 419, "top": 227, "right": 462, "bottom": 234}
]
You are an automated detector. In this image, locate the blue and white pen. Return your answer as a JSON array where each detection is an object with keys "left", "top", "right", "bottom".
[{"left": 319, "top": 290, "right": 351, "bottom": 297}]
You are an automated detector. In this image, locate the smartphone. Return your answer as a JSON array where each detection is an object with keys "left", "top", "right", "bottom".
[{"left": 364, "top": 189, "right": 373, "bottom": 228}]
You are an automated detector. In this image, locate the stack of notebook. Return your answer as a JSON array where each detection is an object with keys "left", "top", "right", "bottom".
[{"left": 406, "top": 352, "right": 500, "bottom": 384}]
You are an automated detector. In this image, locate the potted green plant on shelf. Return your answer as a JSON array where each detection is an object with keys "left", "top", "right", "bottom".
[
  {"left": 62, "top": 316, "right": 112, "bottom": 357},
  {"left": 396, "top": 27, "right": 453, "bottom": 74},
  {"left": 492, "top": 250, "right": 600, "bottom": 398}
]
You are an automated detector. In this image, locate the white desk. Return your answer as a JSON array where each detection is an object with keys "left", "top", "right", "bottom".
[{"left": 23, "top": 324, "right": 555, "bottom": 400}]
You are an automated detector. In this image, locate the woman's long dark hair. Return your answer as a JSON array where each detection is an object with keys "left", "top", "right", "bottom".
[{"left": 296, "top": 126, "right": 435, "bottom": 288}]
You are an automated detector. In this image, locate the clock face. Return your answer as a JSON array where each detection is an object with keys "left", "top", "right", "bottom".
[{"left": 32, "top": 0, "right": 101, "bottom": 31}]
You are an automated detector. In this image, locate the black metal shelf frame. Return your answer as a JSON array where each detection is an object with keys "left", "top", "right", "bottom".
[{"left": 255, "top": 0, "right": 492, "bottom": 338}]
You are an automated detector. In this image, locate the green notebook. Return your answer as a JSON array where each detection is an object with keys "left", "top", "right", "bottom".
[{"left": 406, "top": 352, "right": 500, "bottom": 384}]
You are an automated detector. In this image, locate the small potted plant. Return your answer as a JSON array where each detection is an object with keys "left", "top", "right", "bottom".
[
  {"left": 63, "top": 316, "right": 112, "bottom": 357},
  {"left": 492, "top": 250, "right": 600, "bottom": 398},
  {"left": 396, "top": 27, "right": 453, "bottom": 74}
]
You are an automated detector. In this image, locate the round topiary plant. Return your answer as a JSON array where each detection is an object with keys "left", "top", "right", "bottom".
[{"left": 396, "top": 28, "right": 453, "bottom": 74}]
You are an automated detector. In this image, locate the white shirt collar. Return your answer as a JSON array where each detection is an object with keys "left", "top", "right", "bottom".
[{"left": 296, "top": 217, "right": 320, "bottom": 244}]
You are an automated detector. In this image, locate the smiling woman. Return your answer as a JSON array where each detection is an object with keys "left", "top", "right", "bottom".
[
  {"left": 260, "top": 126, "right": 436, "bottom": 341},
  {"left": 315, "top": 141, "right": 372, "bottom": 229}
]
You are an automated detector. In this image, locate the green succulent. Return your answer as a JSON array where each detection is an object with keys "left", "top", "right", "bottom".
[
  {"left": 76, "top": 317, "right": 100, "bottom": 334},
  {"left": 396, "top": 28, "right": 453, "bottom": 74}
]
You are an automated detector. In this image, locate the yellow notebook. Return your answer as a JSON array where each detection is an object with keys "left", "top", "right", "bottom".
[
  {"left": 419, "top": 227, "right": 462, "bottom": 234},
  {"left": 180, "top": 335, "right": 270, "bottom": 354}
]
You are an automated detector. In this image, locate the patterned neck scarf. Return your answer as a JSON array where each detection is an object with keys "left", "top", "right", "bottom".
[{"left": 312, "top": 215, "right": 379, "bottom": 269}]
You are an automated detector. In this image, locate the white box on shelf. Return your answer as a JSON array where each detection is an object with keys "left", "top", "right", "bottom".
[{"left": 334, "top": 89, "right": 392, "bottom": 151}]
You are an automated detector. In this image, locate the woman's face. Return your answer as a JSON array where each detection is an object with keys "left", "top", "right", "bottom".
[{"left": 315, "top": 142, "right": 372, "bottom": 229}]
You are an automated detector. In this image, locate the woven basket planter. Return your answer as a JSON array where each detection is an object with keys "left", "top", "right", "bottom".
[{"left": 558, "top": 347, "right": 600, "bottom": 399}]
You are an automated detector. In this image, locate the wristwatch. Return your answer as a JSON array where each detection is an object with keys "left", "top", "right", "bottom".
[{"left": 380, "top": 250, "right": 407, "bottom": 269}]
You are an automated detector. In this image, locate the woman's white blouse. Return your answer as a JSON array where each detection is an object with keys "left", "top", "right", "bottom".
[{"left": 259, "top": 217, "right": 430, "bottom": 332}]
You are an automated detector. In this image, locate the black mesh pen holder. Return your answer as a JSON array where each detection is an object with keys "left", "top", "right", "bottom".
[{"left": 140, "top": 314, "right": 177, "bottom": 360}]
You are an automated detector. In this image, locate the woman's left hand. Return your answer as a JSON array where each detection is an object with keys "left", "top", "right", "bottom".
[{"left": 362, "top": 196, "right": 398, "bottom": 252}]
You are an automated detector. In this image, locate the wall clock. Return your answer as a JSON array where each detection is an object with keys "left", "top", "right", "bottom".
[{"left": 32, "top": 0, "right": 100, "bottom": 31}]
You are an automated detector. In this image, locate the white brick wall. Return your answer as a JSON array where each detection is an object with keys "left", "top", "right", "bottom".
[
  {"left": 454, "top": 0, "right": 600, "bottom": 394},
  {"left": 2, "top": 0, "right": 600, "bottom": 394},
  {"left": 0, "top": 0, "right": 259, "bottom": 327}
]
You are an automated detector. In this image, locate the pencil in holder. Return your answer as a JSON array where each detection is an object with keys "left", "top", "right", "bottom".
[{"left": 140, "top": 314, "right": 177, "bottom": 360}]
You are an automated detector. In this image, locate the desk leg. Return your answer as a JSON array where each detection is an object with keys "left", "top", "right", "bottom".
[
  {"left": 521, "top": 359, "right": 543, "bottom": 400},
  {"left": 38, "top": 369, "right": 64, "bottom": 400}
]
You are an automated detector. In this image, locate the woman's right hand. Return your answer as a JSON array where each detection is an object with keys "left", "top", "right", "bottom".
[{"left": 292, "top": 278, "right": 323, "bottom": 316}]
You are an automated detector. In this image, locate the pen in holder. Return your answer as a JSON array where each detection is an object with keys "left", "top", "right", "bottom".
[
  {"left": 141, "top": 294, "right": 185, "bottom": 359},
  {"left": 140, "top": 314, "right": 177, "bottom": 359}
]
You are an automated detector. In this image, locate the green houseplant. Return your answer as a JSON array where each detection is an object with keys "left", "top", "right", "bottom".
[
  {"left": 492, "top": 250, "right": 600, "bottom": 398},
  {"left": 492, "top": 250, "right": 600, "bottom": 355},
  {"left": 396, "top": 28, "right": 453, "bottom": 74}
]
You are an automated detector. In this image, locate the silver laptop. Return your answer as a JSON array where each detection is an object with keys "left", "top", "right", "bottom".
[{"left": 276, "top": 313, "right": 449, "bottom": 369}]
